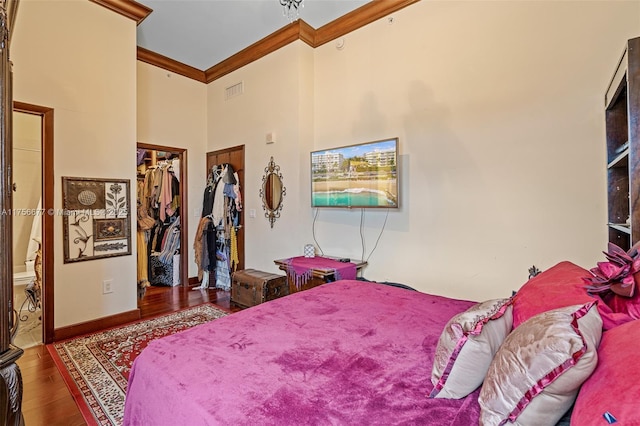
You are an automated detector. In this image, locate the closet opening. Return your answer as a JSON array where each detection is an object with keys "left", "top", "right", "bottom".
[
  {"left": 136, "top": 143, "right": 188, "bottom": 300},
  {"left": 200, "top": 145, "right": 245, "bottom": 290}
]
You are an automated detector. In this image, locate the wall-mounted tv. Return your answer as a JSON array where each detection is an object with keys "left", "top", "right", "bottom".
[{"left": 311, "top": 137, "right": 399, "bottom": 208}]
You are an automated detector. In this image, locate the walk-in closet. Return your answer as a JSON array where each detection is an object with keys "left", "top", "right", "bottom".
[{"left": 136, "top": 144, "right": 187, "bottom": 297}]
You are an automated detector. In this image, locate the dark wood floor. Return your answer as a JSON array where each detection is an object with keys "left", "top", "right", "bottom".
[{"left": 17, "top": 284, "right": 241, "bottom": 426}]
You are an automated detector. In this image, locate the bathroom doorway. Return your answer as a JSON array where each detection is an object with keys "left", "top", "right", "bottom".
[{"left": 12, "top": 101, "right": 54, "bottom": 345}]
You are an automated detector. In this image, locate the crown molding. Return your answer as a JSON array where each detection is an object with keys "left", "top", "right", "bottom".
[
  {"left": 314, "top": 0, "right": 419, "bottom": 47},
  {"left": 204, "top": 20, "right": 316, "bottom": 84},
  {"left": 140, "top": 0, "right": 420, "bottom": 84},
  {"left": 298, "top": 19, "right": 316, "bottom": 47},
  {"left": 90, "top": 0, "right": 152, "bottom": 25},
  {"left": 137, "top": 46, "right": 207, "bottom": 83}
]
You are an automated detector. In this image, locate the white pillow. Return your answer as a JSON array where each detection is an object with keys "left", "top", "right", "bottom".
[
  {"left": 430, "top": 298, "right": 513, "bottom": 399},
  {"left": 478, "top": 302, "right": 602, "bottom": 425}
]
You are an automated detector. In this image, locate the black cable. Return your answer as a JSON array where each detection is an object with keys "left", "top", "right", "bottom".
[
  {"left": 360, "top": 208, "right": 365, "bottom": 262},
  {"left": 366, "top": 208, "right": 389, "bottom": 262},
  {"left": 312, "top": 208, "right": 324, "bottom": 256}
]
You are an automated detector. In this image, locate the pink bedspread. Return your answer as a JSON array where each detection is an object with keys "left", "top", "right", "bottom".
[{"left": 123, "top": 280, "right": 480, "bottom": 425}]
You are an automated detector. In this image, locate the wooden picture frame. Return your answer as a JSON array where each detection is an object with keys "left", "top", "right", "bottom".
[{"left": 62, "top": 177, "right": 131, "bottom": 263}]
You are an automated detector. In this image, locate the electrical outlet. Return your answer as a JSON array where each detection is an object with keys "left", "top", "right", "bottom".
[{"left": 103, "top": 279, "right": 113, "bottom": 294}]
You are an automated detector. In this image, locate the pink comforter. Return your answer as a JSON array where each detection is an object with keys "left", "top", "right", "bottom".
[{"left": 123, "top": 280, "right": 480, "bottom": 425}]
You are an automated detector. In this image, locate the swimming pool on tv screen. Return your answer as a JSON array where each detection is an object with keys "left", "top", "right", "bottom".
[{"left": 312, "top": 191, "right": 395, "bottom": 207}]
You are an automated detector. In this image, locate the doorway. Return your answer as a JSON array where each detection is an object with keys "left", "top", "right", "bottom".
[
  {"left": 206, "top": 145, "right": 245, "bottom": 271},
  {"left": 12, "top": 101, "right": 54, "bottom": 345},
  {"left": 136, "top": 143, "right": 188, "bottom": 300}
]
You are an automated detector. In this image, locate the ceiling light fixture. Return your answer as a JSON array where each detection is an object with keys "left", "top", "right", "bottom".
[{"left": 280, "top": 0, "right": 303, "bottom": 21}]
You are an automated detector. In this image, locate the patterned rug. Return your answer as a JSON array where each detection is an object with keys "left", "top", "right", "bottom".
[{"left": 48, "top": 304, "right": 229, "bottom": 426}]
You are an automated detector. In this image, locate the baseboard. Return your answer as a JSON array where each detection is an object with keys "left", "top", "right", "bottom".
[
  {"left": 53, "top": 309, "right": 141, "bottom": 342},
  {"left": 188, "top": 276, "right": 199, "bottom": 285}
]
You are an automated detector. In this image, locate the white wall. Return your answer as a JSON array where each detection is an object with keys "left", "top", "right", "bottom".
[
  {"left": 209, "top": 0, "right": 640, "bottom": 301},
  {"left": 315, "top": 0, "right": 640, "bottom": 301},
  {"left": 137, "top": 62, "right": 208, "bottom": 278},
  {"left": 12, "top": 0, "right": 138, "bottom": 327},
  {"left": 207, "top": 42, "right": 315, "bottom": 272}
]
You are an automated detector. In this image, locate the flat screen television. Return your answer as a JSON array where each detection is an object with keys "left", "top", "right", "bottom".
[{"left": 311, "top": 137, "right": 399, "bottom": 208}]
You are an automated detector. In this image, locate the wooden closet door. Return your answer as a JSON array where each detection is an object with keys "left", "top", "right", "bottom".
[
  {"left": 206, "top": 145, "right": 245, "bottom": 271},
  {"left": 0, "top": 1, "right": 26, "bottom": 423}
]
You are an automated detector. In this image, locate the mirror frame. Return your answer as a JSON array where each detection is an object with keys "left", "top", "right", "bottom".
[{"left": 259, "top": 156, "right": 286, "bottom": 228}]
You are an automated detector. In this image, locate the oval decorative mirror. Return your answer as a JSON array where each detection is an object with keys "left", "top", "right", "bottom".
[{"left": 260, "top": 156, "right": 286, "bottom": 228}]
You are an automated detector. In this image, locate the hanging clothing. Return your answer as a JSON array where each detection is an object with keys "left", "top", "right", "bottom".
[
  {"left": 195, "top": 163, "right": 242, "bottom": 289},
  {"left": 230, "top": 226, "right": 239, "bottom": 273},
  {"left": 137, "top": 152, "right": 182, "bottom": 290},
  {"left": 169, "top": 172, "right": 180, "bottom": 216},
  {"left": 158, "top": 218, "right": 180, "bottom": 264},
  {"left": 211, "top": 168, "right": 227, "bottom": 227},
  {"left": 194, "top": 216, "right": 212, "bottom": 282},
  {"left": 233, "top": 171, "right": 242, "bottom": 212},
  {"left": 202, "top": 185, "right": 214, "bottom": 218},
  {"left": 137, "top": 230, "right": 150, "bottom": 290},
  {"left": 171, "top": 158, "right": 180, "bottom": 182},
  {"left": 159, "top": 167, "right": 172, "bottom": 222}
]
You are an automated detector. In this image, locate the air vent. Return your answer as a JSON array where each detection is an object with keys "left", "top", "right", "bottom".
[{"left": 225, "top": 81, "right": 244, "bottom": 100}]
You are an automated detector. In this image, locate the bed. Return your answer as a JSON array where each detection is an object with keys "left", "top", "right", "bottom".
[{"left": 123, "top": 261, "right": 640, "bottom": 426}]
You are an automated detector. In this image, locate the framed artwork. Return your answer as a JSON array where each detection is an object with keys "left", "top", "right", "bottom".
[{"left": 62, "top": 177, "right": 131, "bottom": 263}]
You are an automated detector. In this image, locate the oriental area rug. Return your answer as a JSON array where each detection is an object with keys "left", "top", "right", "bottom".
[{"left": 48, "top": 304, "right": 229, "bottom": 426}]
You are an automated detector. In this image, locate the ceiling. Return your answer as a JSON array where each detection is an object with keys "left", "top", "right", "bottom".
[{"left": 136, "top": 0, "right": 371, "bottom": 71}]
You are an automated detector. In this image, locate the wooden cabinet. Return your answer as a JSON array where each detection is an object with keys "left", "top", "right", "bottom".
[
  {"left": 231, "top": 269, "right": 288, "bottom": 308},
  {"left": 274, "top": 256, "right": 367, "bottom": 294},
  {"left": 606, "top": 37, "right": 640, "bottom": 250}
]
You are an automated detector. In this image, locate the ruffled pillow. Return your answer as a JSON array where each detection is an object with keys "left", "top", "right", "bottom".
[
  {"left": 583, "top": 242, "right": 640, "bottom": 329},
  {"left": 430, "top": 298, "right": 513, "bottom": 399},
  {"left": 572, "top": 318, "right": 640, "bottom": 425},
  {"left": 478, "top": 302, "right": 602, "bottom": 426}
]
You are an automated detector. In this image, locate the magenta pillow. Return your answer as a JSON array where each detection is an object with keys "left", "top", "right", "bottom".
[
  {"left": 605, "top": 291, "right": 640, "bottom": 318},
  {"left": 572, "top": 319, "right": 640, "bottom": 425},
  {"left": 512, "top": 261, "right": 597, "bottom": 329},
  {"left": 595, "top": 293, "right": 640, "bottom": 330},
  {"left": 598, "top": 290, "right": 640, "bottom": 330},
  {"left": 430, "top": 298, "right": 513, "bottom": 399}
]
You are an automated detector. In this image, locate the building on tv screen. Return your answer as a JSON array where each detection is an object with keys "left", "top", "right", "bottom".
[{"left": 311, "top": 138, "right": 398, "bottom": 208}]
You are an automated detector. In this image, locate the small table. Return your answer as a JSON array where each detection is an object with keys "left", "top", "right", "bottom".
[{"left": 274, "top": 256, "right": 367, "bottom": 294}]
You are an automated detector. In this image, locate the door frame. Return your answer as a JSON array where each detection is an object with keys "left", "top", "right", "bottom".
[
  {"left": 13, "top": 101, "right": 54, "bottom": 344},
  {"left": 136, "top": 142, "right": 189, "bottom": 288}
]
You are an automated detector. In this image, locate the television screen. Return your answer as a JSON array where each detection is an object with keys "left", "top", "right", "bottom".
[{"left": 311, "top": 138, "right": 399, "bottom": 208}]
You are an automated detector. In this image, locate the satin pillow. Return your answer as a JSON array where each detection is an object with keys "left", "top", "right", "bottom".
[
  {"left": 512, "top": 261, "right": 597, "bottom": 329},
  {"left": 478, "top": 302, "right": 602, "bottom": 426},
  {"left": 430, "top": 298, "right": 513, "bottom": 399},
  {"left": 572, "top": 319, "right": 640, "bottom": 425}
]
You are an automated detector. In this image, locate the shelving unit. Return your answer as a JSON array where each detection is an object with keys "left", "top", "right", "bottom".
[
  {"left": 137, "top": 150, "right": 173, "bottom": 180},
  {"left": 605, "top": 37, "right": 640, "bottom": 250}
]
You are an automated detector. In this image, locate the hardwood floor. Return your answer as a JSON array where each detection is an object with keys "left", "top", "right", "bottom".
[{"left": 17, "top": 284, "right": 241, "bottom": 426}]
